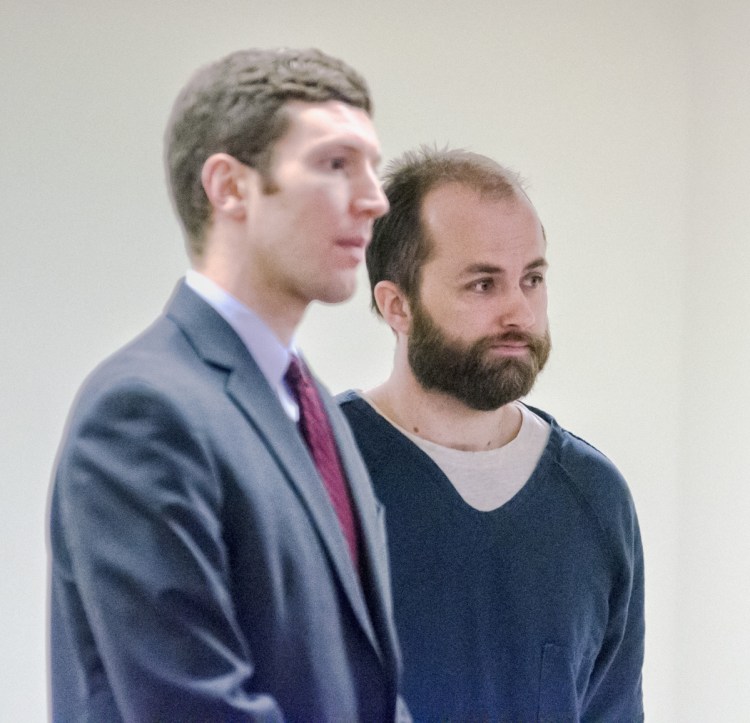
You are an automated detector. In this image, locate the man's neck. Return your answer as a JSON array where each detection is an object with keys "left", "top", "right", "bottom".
[
  {"left": 365, "top": 370, "right": 522, "bottom": 452},
  {"left": 191, "top": 261, "right": 304, "bottom": 347}
]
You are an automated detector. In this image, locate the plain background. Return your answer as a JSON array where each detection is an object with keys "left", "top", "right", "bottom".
[{"left": 2, "top": 1, "right": 748, "bottom": 719}]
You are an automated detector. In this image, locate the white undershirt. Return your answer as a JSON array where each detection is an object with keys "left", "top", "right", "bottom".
[{"left": 372, "top": 399, "right": 551, "bottom": 512}]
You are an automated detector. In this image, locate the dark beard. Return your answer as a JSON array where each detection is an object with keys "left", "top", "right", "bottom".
[{"left": 407, "top": 299, "right": 551, "bottom": 411}]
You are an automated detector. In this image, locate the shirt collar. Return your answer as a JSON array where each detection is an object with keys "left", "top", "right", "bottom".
[{"left": 185, "top": 270, "right": 299, "bottom": 419}]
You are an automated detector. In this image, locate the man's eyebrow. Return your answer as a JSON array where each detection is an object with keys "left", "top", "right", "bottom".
[
  {"left": 461, "top": 263, "right": 504, "bottom": 276},
  {"left": 461, "top": 257, "right": 548, "bottom": 276},
  {"left": 317, "top": 138, "right": 382, "bottom": 165},
  {"left": 526, "top": 257, "right": 548, "bottom": 270}
]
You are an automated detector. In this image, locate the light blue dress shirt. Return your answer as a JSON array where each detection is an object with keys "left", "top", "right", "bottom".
[{"left": 185, "top": 269, "right": 299, "bottom": 421}]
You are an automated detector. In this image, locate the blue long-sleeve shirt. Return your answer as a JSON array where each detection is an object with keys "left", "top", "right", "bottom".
[{"left": 339, "top": 391, "right": 644, "bottom": 722}]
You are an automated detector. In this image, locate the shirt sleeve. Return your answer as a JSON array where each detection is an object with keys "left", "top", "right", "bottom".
[{"left": 581, "top": 499, "right": 645, "bottom": 722}]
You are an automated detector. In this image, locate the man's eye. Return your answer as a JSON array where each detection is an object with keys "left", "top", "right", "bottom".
[
  {"left": 472, "top": 279, "right": 494, "bottom": 292},
  {"left": 328, "top": 157, "right": 347, "bottom": 170},
  {"left": 526, "top": 274, "right": 544, "bottom": 289}
]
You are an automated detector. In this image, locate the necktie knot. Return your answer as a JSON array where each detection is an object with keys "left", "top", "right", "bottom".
[
  {"left": 285, "top": 357, "right": 317, "bottom": 426},
  {"left": 284, "top": 355, "right": 306, "bottom": 393}
]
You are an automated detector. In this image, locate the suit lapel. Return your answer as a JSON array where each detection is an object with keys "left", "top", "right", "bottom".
[
  {"left": 319, "top": 386, "right": 401, "bottom": 668},
  {"left": 165, "top": 282, "right": 384, "bottom": 662},
  {"left": 223, "top": 369, "right": 383, "bottom": 657}
]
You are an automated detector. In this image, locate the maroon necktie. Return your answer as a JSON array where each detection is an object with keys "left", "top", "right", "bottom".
[{"left": 284, "top": 356, "right": 360, "bottom": 571}]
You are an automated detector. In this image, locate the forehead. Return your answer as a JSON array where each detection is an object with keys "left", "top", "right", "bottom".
[
  {"left": 421, "top": 182, "right": 545, "bottom": 262},
  {"left": 274, "top": 99, "right": 381, "bottom": 159}
]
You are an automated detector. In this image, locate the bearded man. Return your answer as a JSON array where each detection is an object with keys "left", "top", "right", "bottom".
[{"left": 339, "top": 147, "right": 644, "bottom": 722}]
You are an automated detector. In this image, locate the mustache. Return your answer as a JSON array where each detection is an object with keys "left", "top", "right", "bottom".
[{"left": 481, "top": 330, "right": 546, "bottom": 347}]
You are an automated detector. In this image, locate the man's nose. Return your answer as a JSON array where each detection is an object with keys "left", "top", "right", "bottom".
[
  {"left": 353, "top": 168, "right": 389, "bottom": 219},
  {"left": 499, "top": 287, "right": 536, "bottom": 329}
]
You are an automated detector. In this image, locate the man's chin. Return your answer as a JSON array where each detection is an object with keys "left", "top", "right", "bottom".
[{"left": 316, "top": 278, "right": 358, "bottom": 306}]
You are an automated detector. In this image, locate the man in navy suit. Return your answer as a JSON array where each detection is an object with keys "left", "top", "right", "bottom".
[{"left": 49, "top": 47, "right": 405, "bottom": 721}]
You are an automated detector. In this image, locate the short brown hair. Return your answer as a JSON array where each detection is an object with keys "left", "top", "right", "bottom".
[
  {"left": 367, "top": 146, "right": 525, "bottom": 315},
  {"left": 165, "top": 47, "right": 372, "bottom": 257}
]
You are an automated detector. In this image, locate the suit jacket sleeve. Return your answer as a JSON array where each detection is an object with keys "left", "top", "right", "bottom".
[{"left": 52, "top": 376, "right": 284, "bottom": 722}]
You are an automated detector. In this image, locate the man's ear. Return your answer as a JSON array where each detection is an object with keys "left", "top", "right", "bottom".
[
  {"left": 374, "top": 280, "right": 412, "bottom": 335},
  {"left": 200, "top": 153, "right": 248, "bottom": 222}
]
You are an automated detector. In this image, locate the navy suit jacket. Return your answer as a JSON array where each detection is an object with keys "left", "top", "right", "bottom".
[{"left": 49, "top": 282, "right": 403, "bottom": 721}]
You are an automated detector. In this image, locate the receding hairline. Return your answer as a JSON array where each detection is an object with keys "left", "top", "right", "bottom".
[
  {"left": 418, "top": 177, "right": 534, "bottom": 230},
  {"left": 420, "top": 177, "right": 524, "bottom": 204},
  {"left": 274, "top": 99, "right": 380, "bottom": 154},
  {"left": 419, "top": 179, "right": 547, "bottom": 244}
]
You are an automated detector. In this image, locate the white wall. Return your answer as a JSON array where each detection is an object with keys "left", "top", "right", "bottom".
[
  {"left": 676, "top": 2, "right": 750, "bottom": 720},
  {"left": 1, "top": 1, "right": 744, "bottom": 719}
]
